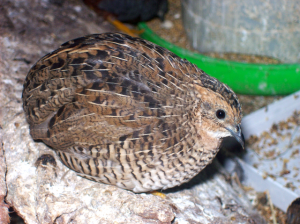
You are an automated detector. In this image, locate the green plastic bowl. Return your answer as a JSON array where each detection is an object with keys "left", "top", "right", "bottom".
[{"left": 138, "top": 22, "right": 300, "bottom": 95}]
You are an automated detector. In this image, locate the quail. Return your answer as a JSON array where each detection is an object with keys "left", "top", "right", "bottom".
[{"left": 22, "top": 33, "right": 244, "bottom": 193}]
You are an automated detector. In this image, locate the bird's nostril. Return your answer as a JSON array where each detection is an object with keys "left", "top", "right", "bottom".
[{"left": 236, "top": 125, "right": 240, "bottom": 132}]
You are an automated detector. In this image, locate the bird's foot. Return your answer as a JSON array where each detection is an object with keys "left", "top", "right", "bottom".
[
  {"left": 150, "top": 191, "right": 167, "bottom": 199},
  {"left": 107, "top": 16, "right": 144, "bottom": 37}
]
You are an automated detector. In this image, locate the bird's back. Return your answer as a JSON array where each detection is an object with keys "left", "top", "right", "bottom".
[{"left": 22, "top": 33, "right": 235, "bottom": 192}]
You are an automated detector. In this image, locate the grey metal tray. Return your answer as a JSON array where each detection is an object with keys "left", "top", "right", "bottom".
[{"left": 224, "top": 90, "right": 300, "bottom": 211}]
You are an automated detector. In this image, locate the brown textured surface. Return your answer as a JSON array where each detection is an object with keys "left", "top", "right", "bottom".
[
  {"left": 22, "top": 33, "right": 243, "bottom": 192},
  {"left": 0, "top": 196, "right": 10, "bottom": 224},
  {"left": 0, "top": 150, "right": 9, "bottom": 224}
]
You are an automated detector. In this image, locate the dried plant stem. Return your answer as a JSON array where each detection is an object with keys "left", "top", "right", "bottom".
[{"left": 266, "top": 190, "right": 277, "bottom": 224}]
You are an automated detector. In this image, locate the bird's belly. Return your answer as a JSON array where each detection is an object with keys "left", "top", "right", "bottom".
[{"left": 57, "top": 145, "right": 217, "bottom": 192}]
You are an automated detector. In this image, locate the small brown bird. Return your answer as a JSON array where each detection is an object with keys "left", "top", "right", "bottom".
[{"left": 22, "top": 33, "right": 243, "bottom": 192}]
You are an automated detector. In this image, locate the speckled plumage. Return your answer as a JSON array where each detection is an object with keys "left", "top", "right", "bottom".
[{"left": 22, "top": 33, "right": 243, "bottom": 192}]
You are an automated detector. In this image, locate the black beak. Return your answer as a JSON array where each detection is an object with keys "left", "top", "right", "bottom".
[{"left": 226, "top": 125, "right": 245, "bottom": 149}]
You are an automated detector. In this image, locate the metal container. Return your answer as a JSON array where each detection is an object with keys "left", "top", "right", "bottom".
[
  {"left": 181, "top": 0, "right": 300, "bottom": 63},
  {"left": 224, "top": 90, "right": 300, "bottom": 211}
]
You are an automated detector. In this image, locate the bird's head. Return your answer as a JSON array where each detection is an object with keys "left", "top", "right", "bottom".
[{"left": 193, "top": 74, "right": 244, "bottom": 149}]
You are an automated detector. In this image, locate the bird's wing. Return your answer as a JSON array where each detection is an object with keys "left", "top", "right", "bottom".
[{"left": 22, "top": 33, "right": 192, "bottom": 155}]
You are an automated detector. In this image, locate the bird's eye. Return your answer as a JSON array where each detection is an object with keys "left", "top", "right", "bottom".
[{"left": 216, "top": 109, "right": 226, "bottom": 119}]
